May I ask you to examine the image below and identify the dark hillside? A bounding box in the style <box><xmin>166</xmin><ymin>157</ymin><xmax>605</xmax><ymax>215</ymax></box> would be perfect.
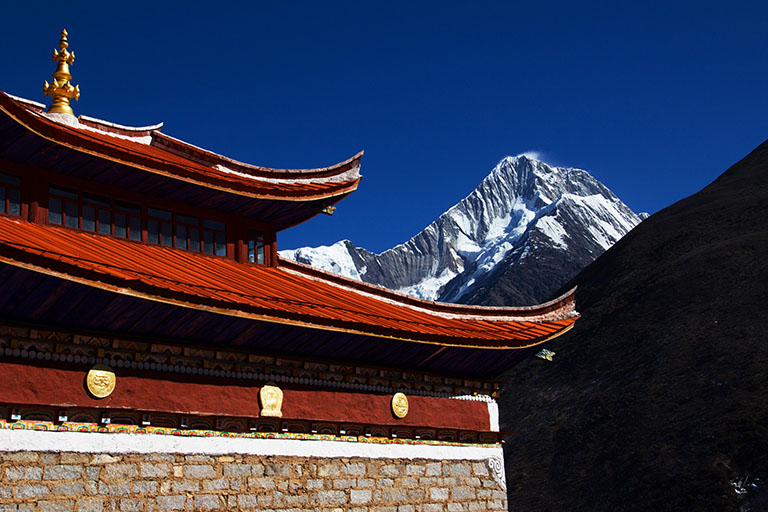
<box><xmin>499</xmin><ymin>140</ymin><xmax>768</xmax><ymax>511</ymax></box>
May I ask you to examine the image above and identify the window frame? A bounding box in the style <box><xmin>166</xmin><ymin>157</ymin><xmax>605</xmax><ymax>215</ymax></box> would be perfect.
<box><xmin>0</xmin><ymin>172</ymin><xmax>23</xmax><ymax>218</ymax></box>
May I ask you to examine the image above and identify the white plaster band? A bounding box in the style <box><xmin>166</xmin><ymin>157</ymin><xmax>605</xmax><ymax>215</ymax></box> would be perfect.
<box><xmin>0</xmin><ymin>429</ymin><xmax>503</xmax><ymax>462</ymax></box>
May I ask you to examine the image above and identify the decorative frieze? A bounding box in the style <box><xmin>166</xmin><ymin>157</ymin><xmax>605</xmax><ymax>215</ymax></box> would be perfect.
<box><xmin>0</xmin><ymin>324</ymin><xmax>501</xmax><ymax>400</ymax></box>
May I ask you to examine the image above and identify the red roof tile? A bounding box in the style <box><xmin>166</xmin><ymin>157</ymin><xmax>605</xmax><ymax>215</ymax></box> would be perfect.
<box><xmin>0</xmin><ymin>217</ymin><xmax>578</xmax><ymax>349</ymax></box>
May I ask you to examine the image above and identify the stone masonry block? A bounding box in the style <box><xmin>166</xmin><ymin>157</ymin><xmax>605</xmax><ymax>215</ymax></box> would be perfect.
<box><xmin>342</xmin><ymin>462</ymin><xmax>366</xmax><ymax>476</ymax></box>
<box><xmin>306</xmin><ymin>478</ymin><xmax>324</xmax><ymax>489</ymax></box>
<box><xmin>487</xmin><ymin>498</ymin><xmax>506</xmax><ymax>510</ymax></box>
<box><xmin>222</xmin><ymin>463</ymin><xmax>251</xmax><ymax>476</ymax></box>
<box><xmin>466</xmin><ymin>477</ymin><xmax>482</xmax><ymax>487</ymax></box>
<box><xmin>351</xmin><ymin>489</ymin><xmax>372</xmax><ymax>504</ymax></box>
<box><xmin>140</xmin><ymin>462</ymin><xmax>171</xmax><ymax>478</ymax></box>
<box><xmin>264</xmin><ymin>463</ymin><xmax>289</xmax><ymax>477</ymax></box>
<box><xmin>75</xmin><ymin>498</ymin><xmax>105</xmax><ymax>512</ymax></box>
<box><xmin>118</xmin><ymin>498</ymin><xmax>144</xmax><ymax>511</ymax></box>
<box><xmin>315</xmin><ymin>490</ymin><xmax>347</xmax><ymax>506</ymax></box>
<box><xmin>4</xmin><ymin>452</ymin><xmax>38</xmax><ymax>463</ymax></box>
<box><xmin>445</xmin><ymin>463</ymin><xmax>471</xmax><ymax>477</ymax></box>
<box><xmin>171</xmin><ymin>480</ymin><xmax>199</xmax><ymax>493</ymax></box>
<box><xmin>452</xmin><ymin>486</ymin><xmax>472</xmax><ymax>501</ymax></box>
<box><xmin>98</xmin><ymin>481</ymin><xmax>131</xmax><ymax>496</ymax></box>
<box><xmin>40</xmin><ymin>454</ymin><xmax>57</xmax><ymax>464</ymax></box>
<box><xmin>236</xmin><ymin>494</ymin><xmax>259</xmax><ymax>509</ymax></box>
<box><xmin>283</xmin><ymin>494</ymin><xmax>309</xmax><ymax>507</ymax></box>
<box><xmin>146</xmin><ymin>453</ymin><xmax>174</xmax><ymax>462</ymax></box>
<box><xmin>471</xmin><ymin>462</ymin><xmax>489</xmax><ymax>476</ymax></box>
<box><xmin>102</xmin><ymin>463</ymin><xmax>138</xmax><ymax>480</ymax></box>
<box><xmin>426</xmin><ymin>462</ymin><xmax>442</xmax><ymax>476</ymax></box>
<box><xmin>185</xmin><ymin>455</ymin><xmax>214</xmax><ymax>463</ymax></box>
<box><xmin>184</xmin><ymin>464</ymin><xmax>216</xmax><ymax>478</ymax></box>
<box><xmin>60</xmin><ymin>453</ymin><xmax>88</xmax><ymax>464</ymax></box>
<box><xmin>381</xmin><ymin>488</ymin><xmax>408</xmax><ymax>502</ymax></box>
<box><xmin>381</xmin><ymin>464</ymin><xmax>400</xmax><ymax>477</ymax></box>
<box><xmin>203</xmin><ymin>478</ymin><xmax>230</xmax><ymax>491</ymax></box>
<box><xmin>248</xmin><ymin>476</ymin><xmax>276</xmax><ymax>489</ymax></box>
<box><xmin>15</xmin><ymin>484</ymin><xmax>50</xmax><ymax>499</ymax></box>
<box><xmin>6</xmin><ymin>467</ymin><xmax>42</xmax><ymax>481</ymax></box>
<box><xmin>130</xmin><ymin>480</ymin><xmax>159</xmax><ymax>494</ymax></box>
<box><xmin>357</xmin><ymin>478</ymin><xmax>374</xmax><ymax>488</ymax></box>
<box><xmin>333</xmin><ymin>478</ymin><xmax>356</xmax><ymax>489</ymax></box>
<box><xmin>430</xmin><ymin>487</ymin><xmax>450</xmax><ymax>501</ymax></box>
<box><xmin>50</xmin><ymin>481</ymin><xmax>85</xmax><ymax>496</ymax></box>
<box><xmin>31</xmin><ymin>501</ymin><xmax>73</xmax><ymax>512</ymax></box>
<box><xmin>194</xmin><ymin>494</ymin><xmax>222</xmax><ymax>510</ymax></box>
<box><xmin>43</xmin><ymin>464</ymin><xmax>83</xmax><ymax>480</ymax></box>
<box><xmin>317</xmin><ymin>462</ymin><xmax>341</xmax><ymax>477</ymax></box>
<box><xmin>406</xmin><ymin>463</ymin><xmax>426</xmax><ymax>476</ymax></box>
<box><xmin>408</xmin><ymin>488</ymin><xmax>426</xmax><ymax>501</ymax></box>
<box><xmin>476</xmin><ymin>489</ymin><xmax>493</xmax><ymax>498</ymax></box>
<box><xmin>155</xmin><ymin>495</ymin><xmax>186</xmax><ymax>510</ymax></box>
<box><xmin>90</xmin><ymin>454</ymin><xmax>120</xmax><ymax>465</ymax></box>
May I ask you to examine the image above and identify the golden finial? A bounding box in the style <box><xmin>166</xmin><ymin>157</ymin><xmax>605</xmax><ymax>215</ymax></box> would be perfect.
<box><xmin>43</xmin><ymin>29</ymin><xmax>80</xmax><ymax>115</ymax></box>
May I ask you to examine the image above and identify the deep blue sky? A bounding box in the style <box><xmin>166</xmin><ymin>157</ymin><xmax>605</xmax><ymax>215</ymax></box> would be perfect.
<box><xmin>3</xmin><ymin>2</ymin><xmax>766</xmax><ymax>252</ymax></box>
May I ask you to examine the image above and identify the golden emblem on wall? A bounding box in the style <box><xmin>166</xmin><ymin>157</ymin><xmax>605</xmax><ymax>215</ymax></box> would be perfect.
<box><xmin>259</xmin><ymin>383</ymin><xmax>283</xmax><ymax>417</ymax></box>
<box><xmin>86</xmin><ymin>364</ymin><xmax>116</xmax><ymax>398</ymax></box>
<box><xmin>391</xmin><ymin>392</ymin><xmax>409</xmax><ymax>419</ymax></box>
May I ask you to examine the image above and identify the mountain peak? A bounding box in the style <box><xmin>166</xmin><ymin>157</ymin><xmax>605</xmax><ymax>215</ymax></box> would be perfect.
<box><xmin>508</xmin><ymin>152</ymin><xmax>544</xmax><ymax>163</ymax></box>
<box><xmin>281</xmin><ymin>156</ymin><xmax>644</xmax><ymax>306</ymax></box>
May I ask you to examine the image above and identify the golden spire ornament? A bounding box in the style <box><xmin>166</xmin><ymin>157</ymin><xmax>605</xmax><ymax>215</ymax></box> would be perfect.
<box><xmin>43</xmin><ymin>29</ymin><xmax>80</xmax><ymax>115</ymax></box>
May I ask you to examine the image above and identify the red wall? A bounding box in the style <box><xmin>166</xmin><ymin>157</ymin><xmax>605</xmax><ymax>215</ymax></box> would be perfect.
<box><xmin>0</xmin><ymin>360</ymin><xmax>490</xmax><ymax>431</ymax></box>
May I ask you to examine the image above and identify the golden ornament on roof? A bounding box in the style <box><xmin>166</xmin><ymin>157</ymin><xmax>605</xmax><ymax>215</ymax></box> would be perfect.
<box><xmin>43</xmin><ymin>29</ymin><xmax>80</xmax><ymax>116</ymax></box>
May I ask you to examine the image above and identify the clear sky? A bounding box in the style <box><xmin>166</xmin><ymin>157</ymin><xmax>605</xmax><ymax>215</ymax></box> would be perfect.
<box><xmin>3</xmin><ymin>1</ymin><xmax>766</xmax><ymax>253</ymax></box>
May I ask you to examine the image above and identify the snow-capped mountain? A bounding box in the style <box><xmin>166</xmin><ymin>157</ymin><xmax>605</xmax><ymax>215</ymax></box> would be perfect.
<box><xmin>281</xmin><ymin>154</ymin><xmax>646</xmax><ymax>306</ymax></box>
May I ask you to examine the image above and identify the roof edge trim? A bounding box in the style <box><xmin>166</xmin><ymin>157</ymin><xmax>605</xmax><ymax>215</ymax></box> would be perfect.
<box><xmin>278</xmin><ymin>257</ymin><xmax>578</xmax><ymax>321</ymax></box>
<box><xmin>152</xmin><ymin>131</ymin><xmax>364</xmax><ymax>180</ymax></box>
<box><xmin>78</xmin><ymin>114</ymin><xmax>163</xmax><ymax>134</ymax></box>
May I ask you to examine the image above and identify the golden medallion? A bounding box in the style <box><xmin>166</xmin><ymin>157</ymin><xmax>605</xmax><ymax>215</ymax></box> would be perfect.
<box><xmin>86</xmin><ymin>364</ymin><xmax>116</xmax><ymax>398</ymax></box>
<box><xmin>391</xmin><ymin>392</ymin><xmax>409</xmax><ymax>419</ymax></box>
<box><xmin>259</xmin><ymin>383</ymin><xmax>283</xmax><ymax>417</ymax></box>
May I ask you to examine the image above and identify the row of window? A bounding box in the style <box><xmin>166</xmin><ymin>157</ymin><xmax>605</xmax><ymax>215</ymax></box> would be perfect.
<box><xmin>0</xmin><ymin>173</ymin><xmax>267</xmax><ymax>264</ymax></box>
<box><xmin>48</xmin><ymin>186</ymin><xmax>231</xmax><ymax>257</ymax></box>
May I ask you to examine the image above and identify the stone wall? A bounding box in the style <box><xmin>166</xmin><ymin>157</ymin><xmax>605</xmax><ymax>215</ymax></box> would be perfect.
<box><xmin>0</xmin><ymin>451</ymin><xmax>507</xmax><ymax>511</ymax></box>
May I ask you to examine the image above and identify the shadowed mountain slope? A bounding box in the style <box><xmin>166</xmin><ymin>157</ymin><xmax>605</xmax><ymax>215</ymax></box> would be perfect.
<box><xmin>499</xmin><ymin>140</ymin><xmax>768</xmax><ymax>511</ymax></box>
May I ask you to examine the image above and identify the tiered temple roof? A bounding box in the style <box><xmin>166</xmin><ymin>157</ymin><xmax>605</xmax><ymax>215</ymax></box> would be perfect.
<box><xmin>0</xmin><ymin>85</ymin><xmax>577</xmax><ymax>378</ymax></box>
